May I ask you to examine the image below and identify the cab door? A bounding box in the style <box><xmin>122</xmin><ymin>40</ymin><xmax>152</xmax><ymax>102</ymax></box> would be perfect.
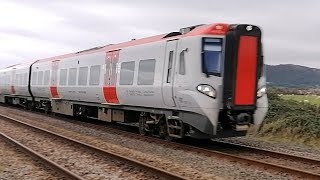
<box><xmin>162</xmin><ymin>40</ymin><xmax>178</xmax><ymax>107</ymax></box>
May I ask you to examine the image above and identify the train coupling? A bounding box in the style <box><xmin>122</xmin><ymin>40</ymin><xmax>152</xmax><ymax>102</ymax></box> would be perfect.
<box><xmin>228</xmin><ymin>112</ymin><xmax>252</xmax><ymax>131</ymax></box>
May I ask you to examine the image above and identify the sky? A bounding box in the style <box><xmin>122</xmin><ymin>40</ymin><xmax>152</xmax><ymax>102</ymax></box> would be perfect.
<box><xmin>0</xmin><ymin>0</ymin><xmax>319</xmax><ymax>69</ymax></box>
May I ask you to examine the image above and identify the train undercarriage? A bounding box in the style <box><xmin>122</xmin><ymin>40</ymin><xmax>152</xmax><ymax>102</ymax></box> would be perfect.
<box><xmin>2</xmin><ymin>96</ymin><xmax>190</xmax><ymax>140</ymax></box>
<box><xmin>2</xmin><ymin>95</ymin><xmax>253</xmax><ymax>140</ymax></box>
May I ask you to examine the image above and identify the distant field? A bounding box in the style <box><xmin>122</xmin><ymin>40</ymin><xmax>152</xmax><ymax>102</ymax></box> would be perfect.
<box><xmin>280</xmin><ymin>94</ymin><xmax>320</xmax><ymax>105</ymax></box>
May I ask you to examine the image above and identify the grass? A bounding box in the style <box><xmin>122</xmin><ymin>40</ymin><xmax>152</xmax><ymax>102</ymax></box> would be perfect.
<box><xmin>281</xmin><ymin>94</ymin><xmax>320</xmax><ymax>105</ymax></box>
<box><xmin>255</xmin><ymin>93</ymin><xmax>320</xmax><ymax>148</ymax></box>
<box><xmin>255</xmin><ymin>119</ymin><xmax>320</xmax><ymax>148</ymax></box>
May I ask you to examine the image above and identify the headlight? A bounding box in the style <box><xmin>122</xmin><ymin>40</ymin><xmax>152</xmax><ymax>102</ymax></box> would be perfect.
<box><xmin>196</xmin><ymin>84</ymin><xmax>216</xmax><ymax>98</ymax></box>
<box><xmin>257</xmin><ymin>86</ymin><xmax>266</xmax><ymax>98</ymax></box>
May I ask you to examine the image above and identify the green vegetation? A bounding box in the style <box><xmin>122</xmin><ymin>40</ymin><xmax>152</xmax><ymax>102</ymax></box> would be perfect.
<box><xmin>256</xmin><ymin>93</ymin><xmax>320</xmax><ymax>148</ymax></box>
<box><xmin>281</xmin><ymin>94</ymin><xmax>320</xmax><ymax>105</ymax></box>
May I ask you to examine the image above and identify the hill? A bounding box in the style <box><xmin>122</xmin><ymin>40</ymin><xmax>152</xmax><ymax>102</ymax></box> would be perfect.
<box><xmin>266</xmin><ymin>64</ymin><xmax>320</xmax><ymax>87</ymax></box>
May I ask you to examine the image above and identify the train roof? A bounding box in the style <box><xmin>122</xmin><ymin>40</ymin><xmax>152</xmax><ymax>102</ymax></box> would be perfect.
<box><xmin>0</xmin><ymin>61</ymin><xmax>34</xmax><ymax>71</ymax></box>
<box><xmin>7</xmin><ymin>23</ymin><xmax>231</xmax><ymax>66</ymax></box>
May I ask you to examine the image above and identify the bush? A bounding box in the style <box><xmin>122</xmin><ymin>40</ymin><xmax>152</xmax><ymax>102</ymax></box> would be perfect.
<box><xmin>257</xmin><ymin>93</ymin><xmax>320</xmax><ymax>144</ymax></box>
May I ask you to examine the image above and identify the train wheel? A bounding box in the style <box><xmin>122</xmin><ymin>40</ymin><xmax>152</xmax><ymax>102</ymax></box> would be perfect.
<box><xmin>158</xmin><ymin>118</ymin><xmax>174</xmax><ymax>141</ymax></box>
<box><xmin>139</xmin><ymin>115</ymin><xmax>149</xmax><ymax>136</ymax></box>
<box><xmin>44</xmin><ymin>102</ymin><xmax>51</xmax><ymax>114</ymax></box>
<box><xmin>26</xmin><ymin>101</ymin><xmax>34</xmax><ymax>111</ymax></box>
<box><xmin>165</xmin><ymin>135</ymin><xmax>174</xmax><ymax>141</ymax></box>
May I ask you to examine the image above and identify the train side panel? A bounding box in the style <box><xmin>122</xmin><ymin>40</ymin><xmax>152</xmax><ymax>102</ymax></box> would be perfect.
<box><xmin>0</xmin><ymin>68</ymin><xmax>14</xmax><ymax>96</ymax></box>
<box><xmin>31</xmin><ymin>61</ymin><xmax>52</xmax><ymax>99</ymax></box>
<box><xmin>116</xmin><ymin>41</ymin><xmax>167</xmax><ymax>108</ymax></box>
<box><xmin>13</xmin><ymin>63</ymin><xmax>33</xmax><ymax>98</ymax></box>
<box><xmin>31</xmin><ymin>52</ymin><xmax>105</xmax><ymax>103</ymax></box>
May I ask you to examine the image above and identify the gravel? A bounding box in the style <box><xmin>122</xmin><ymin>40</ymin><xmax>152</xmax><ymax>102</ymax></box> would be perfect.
<box><xmin>217</xmin><ymin>136</ymin><xmax>320</xmax><ymax>161</ymax></box>
<box><xmin>0</xmin><ymin>106</ymin><xmax>309</xmax><ymax>179</ymax></box>
<box><xmin>0</xmin><ymin>139</ymin><xmax>60</xmax><ymax>180</ymax></box>
<box><xmin>0</xmin><ymin>119</ymin><xmax>167</xmax><ymax>180</ymax></box>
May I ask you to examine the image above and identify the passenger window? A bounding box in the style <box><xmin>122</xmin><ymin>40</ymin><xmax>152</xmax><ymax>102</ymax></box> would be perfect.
<box><xmin>68</xmin><ymin>68</ymin><xmax>77</xmax><ymax>86</ymax></box>
<box><xmin>37</xmin><ymin>71</ymin><xmax>44</xmax><ymax>85</ymax></box>
<box><xmin>167</xmin><ymin>51</ymin><xmax>173</xmax><ymax>83</ymax></box>
<box><xmin>59</xmin><ymin>69</ymin><xmax>67</xmax><ymax>86</ymax></box>
<box><xmin>15</xmin><ymin>74</ymin><xmax>19</xmax><ymax>85</ymax></box>
<box><xmin>43</xmin><ymin>70</ymin><xmax>50</xmax><ymax>86</ymax></box>
<box><xmin>21</xmin><ymin>73</ymin><xmax>26</xmax><ymax>85</ymax></box>
<box><xmin>24</xmin><ymin>73</ymin><xmax>28</xmax><ymax>85</ymax></box>
<box><xmin>120</xmin><ymin>61</ymin><xmax>135</xmax><ymax>85</ymax></box>
<box><xmin>138</xmin><ymin>59</ymin><xmax>156</xmax><ymax>85</ymax></box>
<box><xmin>19</xmin><ymin>74</ymin><xmax>23</xmax><ymax>85</ymax></box>
<box><xmin>179</xmin><ymin>50</ymin><xmax>186</xmax><ymax>75</ymax></box>
<box><xmin>32</xmin><ymin>72</ymin><xmax>38</xmax><ymax>85</ymax></box>
<box><xmin>89</xmin><ymin>65</ymin><xmax>101</xmax><ymax>86</ymax></box>
<box><xmin>78</xmin><ymin>67</ymin><xmax>88</xmax><ymax>85</ymax></box>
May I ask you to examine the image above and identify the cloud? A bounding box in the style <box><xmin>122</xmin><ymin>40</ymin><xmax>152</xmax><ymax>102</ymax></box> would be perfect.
<box><xmin>0</xmin><ymin>0</ymin><xmax>319</xmax><ymax>68</ymax></box>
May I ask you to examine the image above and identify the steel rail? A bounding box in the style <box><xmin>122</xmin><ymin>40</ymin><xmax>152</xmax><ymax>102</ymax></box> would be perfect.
<box><xmin>0</xmin><ymin>113</ymin><xmax>187</xmax><ymax>180</ymax></box>
<box><xmin>44</xmin><ymin>115</ymin><xmax>320</xmax><ymax>179</ymax></box>
<box><xmin>0</xmin><ymin>132</ymin><xmax>84</xmax><ymax>180</ymax></box>
<box><xmin>1</xmin><ymin>107</ymin><xmax>320</xmax><ymax>179</ymax></box>
<box><xmin>211</xmin><ymin>139</ymin><xmax>320</xmax><ymax>165</ymax></box>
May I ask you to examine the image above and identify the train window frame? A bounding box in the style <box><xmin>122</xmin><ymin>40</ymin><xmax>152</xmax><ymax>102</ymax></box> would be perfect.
<box><xmin>59</xmin><ymin>69</ymin><xmax>68</xmax><ymax>86</ymax></box>
<box><xmin>37</xmin><ymin>71</ymin><xmax>44</xmax><ymax>86</ymax></box>
<box><xmin>32</xmin><ymin>72</ymin><xmax>38</xmax><ymax>85</ymax></box>
<box><xmin>78</xmin><ymin>67</ymin><xmax>88</xmax><ymax>86</ymax></box>
<box><xmin>201</xmin><ymin>38</ymin><xmax>223</xmax><ymax>77</ymax></box>
<box><xmin>68</xmin><ymin>68</ymin><xmax>77</xmax><ymax>86</ymax></box>
<box><xmin>22</xmin><ymin>73</ymin><xmax>25</xmax><ymax>85</ymax></box>
<box><xmin>119</xmin><ymin>61</ymin><xmax>135</xmax><ymax>85</ymax></box>
<box><xmin>20</xmin><ymin>74</ymin><xmax>23</xmax><ymax>85</ymax></box>
<box><xmin>179</xmin><ymin>50</ymin><xmax>186</xmax><ymax>75</ymax></box>
<box><xmin>89</xmin><ymin>65</ymin><xmax>101</xmax><ymax>86</ymax></box>
<box><xmin>43</xmin><ymin>70</ymin><xmax>50</xmax><ymax>86</ymax></box>
<box><xmin>167</xmin><ymin>51</ymin><xmax>174</xmax><ymax>83</ymax></box>
<box><xmin>138</xmin><ymin>59</ymin><xmax>156</xmax><ymax>85</ymax></box>
<box><xmin>15</xmin><ymin>74</ymin><xmax>19</xmax><ymax>85</ymax></box>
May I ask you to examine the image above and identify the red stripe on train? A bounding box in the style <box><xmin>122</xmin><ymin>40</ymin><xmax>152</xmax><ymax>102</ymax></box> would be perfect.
<box><xmin>103</xmin><ymin>86</ymin><xmax>119</xmax><ymax>104</ymax></box>
<box><xmin>50</xmin><ymin>86</ymin><xmax>59</xmax><ymax>98</ymax></box>
<box><xmin>234</xmin><ymin>36</ymin><xmax>257</xmax><ymax>105</ymax></box>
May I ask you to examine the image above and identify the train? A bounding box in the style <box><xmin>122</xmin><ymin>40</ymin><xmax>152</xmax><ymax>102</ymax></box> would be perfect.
<box><xmin>0</xmin><ymin>23</ymin><xmax>268</xmax><ymax>139</ymax></box>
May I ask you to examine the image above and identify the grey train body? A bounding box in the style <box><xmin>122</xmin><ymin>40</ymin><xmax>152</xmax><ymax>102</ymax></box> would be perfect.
<box><xmin>0</xmin><ymin>23</ymin><xmax>268</xmax><ymax>139</ymax></box>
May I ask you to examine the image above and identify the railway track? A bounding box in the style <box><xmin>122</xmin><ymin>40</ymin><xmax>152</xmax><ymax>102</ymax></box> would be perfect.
<box><xmin>93</xmin><ymin>125</ymin><xmax>320</xmax><ymax>179</ymax></box>
<box><xmin>38</xmin><ymin>111</ymin><xmax>320</xmax><ymax>179</ymax></box>
<box><xmin>1</xmin><ymin>106</ymin><xmax>320</xmax><ymax>179</ymax></box>
<box><xmin>210</xmin><ymin>139</ymin><xmax>320</xmax><ymax>166</ymax></box>
<box><xmin>0</xmin><ymin>114</ymin><xmax>187</xmax><ymax>180</ymax></box>
<box><xmin>40</xmin><ymin>113</ymin><xmax>320</xmax><ymax>179</ymax></box>
<box><xmin>0</xmin><ymin>132</ymin><xmax>84</xmax><ymax>180</ymax></box>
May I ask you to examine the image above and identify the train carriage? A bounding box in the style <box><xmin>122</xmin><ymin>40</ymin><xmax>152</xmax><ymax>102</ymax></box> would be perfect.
<box><xmin>0</xmin><ymin>23</ymin><xmax>268</xmax><ymax>139</ymax></box>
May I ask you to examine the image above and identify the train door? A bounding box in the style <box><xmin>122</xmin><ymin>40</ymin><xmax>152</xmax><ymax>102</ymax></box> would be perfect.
<box><xmin>162</xmin><ymin>40</ymin><xmax>178</xmax><ymax>107</ymax></box>
<box><xmin>103</xmin><ymin>50</ymin><xmax>120</xmax><ymax>104</ymax></box>
<box><xmin>50</xmin><ymin>60</ymin><xmax>60</xmax><ymax>98</ymax></box>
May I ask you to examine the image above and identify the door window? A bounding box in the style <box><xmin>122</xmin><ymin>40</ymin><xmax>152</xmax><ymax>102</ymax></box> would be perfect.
<box><xmin>167</xmin><ymin>51</ymin><xmax>174</xmax><ymax>83</ymax></box>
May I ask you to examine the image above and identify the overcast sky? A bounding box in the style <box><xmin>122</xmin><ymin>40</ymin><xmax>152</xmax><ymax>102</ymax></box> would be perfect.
<box><xmin>0</xmin><ymin>0</ymin><xmax>319</xmax><ymax>69</ymax></box>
